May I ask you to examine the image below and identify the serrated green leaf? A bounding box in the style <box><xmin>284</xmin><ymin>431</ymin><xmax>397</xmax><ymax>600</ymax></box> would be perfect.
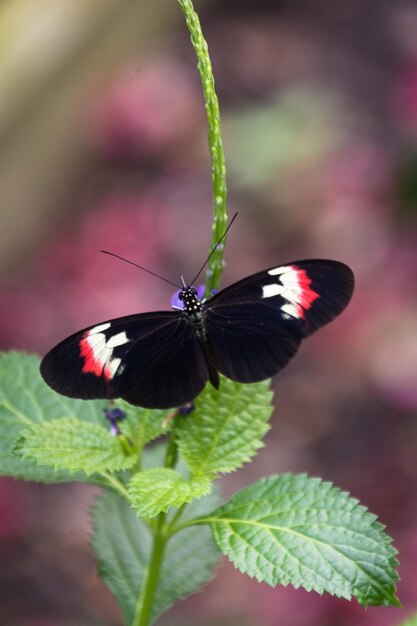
<box><xmin>116</xmin><ymin>400</ymin><xmax>171</xmax><ymax>447</ymax></box>
<box><xmin>203</xmin><ymin>473</ymin><xmax>399</xmax><ymax>608</ymax></box>
<box><xmin>176</xmin><ymin>377</ymin><xmax>272</xmax><ymax>476</ymax></box>
<box><xmin>15</xmin><ymin>418</ymin><xmax>137</xmax><ymax>476</ymax></box>
<box><xmin>91</xmin><ymin>489</ymin><xmax>220</xmax><ymax>624</ymax></box>
<box><xmin>128</xmin><ymin>468</ymin><xmax>211</xmax><ymax>518</ymax></box>
<box><xmin>0</xmin><ymin>352</ymin><xmax>110</xmax><ymax>483</ymax></box>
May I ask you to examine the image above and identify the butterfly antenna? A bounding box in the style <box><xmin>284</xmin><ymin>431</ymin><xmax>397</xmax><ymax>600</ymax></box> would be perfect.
<box><xmin>190</xmin><ymin>212</ymin><xmax>238</xmax><ymax>285</ymax></box>
<box><xmin>100</xmin><ymin>250</ymin><xmax>181</xmax><ymax>289</ymax></box>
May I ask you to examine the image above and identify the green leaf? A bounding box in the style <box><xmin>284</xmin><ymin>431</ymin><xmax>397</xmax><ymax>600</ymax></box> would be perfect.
<box><xmin>176</xmin><ymin>377</ymin><xmax>272</xmax><ymax>476</ymax></box>
<box><xmin>117</xmin><ymin>400</ymin><xmax>172</xmax><ymax>447</ymax></box>
<box><xmin>127</xmin><ymin>468</ymin><xmax>211</xmax><ymax>518</ymax></box>
<box><xmin>0</xmin><ymin>352</ymin><xmax>109</xmax><ymax>483</ymax></box>
<box><xmin>204</xmin><ymin>473</ymin><xmax>399</xmax><ymax>608</ymax></box>
<box><xmin>15</xmin><ymin>418</ymin><xmax>137</xmax><ymax>476</ymax></box>
<box><xmin>91</xmin><ymin>489</ymin><xmax>220</xmax><ymax>625</ymax></box>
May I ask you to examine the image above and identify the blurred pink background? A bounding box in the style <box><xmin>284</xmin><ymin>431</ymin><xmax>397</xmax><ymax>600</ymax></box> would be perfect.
<box><xmin>1</xmin><ymin>0</ymin><xmax>417</xmax><ymax>624</ymax></box>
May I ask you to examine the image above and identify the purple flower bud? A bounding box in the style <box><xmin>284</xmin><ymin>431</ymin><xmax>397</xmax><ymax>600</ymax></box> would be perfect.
<box><xmin>104</xmin><ymin>407</ymin><xmax>126</xmax><ymax>436</ymax></box>
<box><xmin>110</xmin><ymin>423</ymin><xmax>120</xmax><ymax>436</ymax></box>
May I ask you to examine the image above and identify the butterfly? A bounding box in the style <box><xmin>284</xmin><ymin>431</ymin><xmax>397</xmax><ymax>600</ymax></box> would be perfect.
<box><xmin>40</xmin><ymin>259</ymin><xmax>354</xmax><ymax>409</ymax></box>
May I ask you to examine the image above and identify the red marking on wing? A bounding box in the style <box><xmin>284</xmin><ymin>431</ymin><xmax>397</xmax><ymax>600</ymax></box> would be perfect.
<box><xmin>290</xmin><ymin>267</ymin><xmax>319</xmax><ymax>315</ymax></box>
<box><xmin>80</xmin><ymin>332</ymin><xmax>112</xmax><ymax>381</ymax></box>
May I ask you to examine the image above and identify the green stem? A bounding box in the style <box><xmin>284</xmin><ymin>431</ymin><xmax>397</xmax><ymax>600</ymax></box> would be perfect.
<box><xmin>132</xmin><ymin>512</ymin><xmax>168</xmax><ymax>626</ymax></box>
<box><xmin>102</xmin><ymin>472</ymin><xmax>130</xmax><ymax>499</ymax></box>
<box><xmin>177</xmin><ymin>0</ymin><xmax>228</xmax><ymax>295</ymax></box>
<box><xmin>164</xmin><ymin>425</ymin><xmax>179</xmax><ymax>469</ymax></box>
<box><xmin>165</xmin><ymin>501</ymin><xmax>188</xmax><ymax>535</ymax></box>
<box><xmin>169</xmin><ymin>515</ymin><xmax>206</xmax><ymax>536</ymax></box>
<box><xmin>132</xmin><ymin>428</ymin><xmax>179</xmax><ymax>626</ymax></box>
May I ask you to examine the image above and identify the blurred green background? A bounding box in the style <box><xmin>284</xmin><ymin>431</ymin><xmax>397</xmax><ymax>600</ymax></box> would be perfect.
<box><xmin>1</xmin><ymin>0</ymin><xmax>417</xmax><ymax>624</ymax></box>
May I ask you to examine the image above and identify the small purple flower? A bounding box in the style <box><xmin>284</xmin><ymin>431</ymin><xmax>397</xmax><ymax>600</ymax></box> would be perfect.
<box><xmin>104</xmin><ymin>407</ymin><xmax>126</xmax><ymax>436</ymax></box>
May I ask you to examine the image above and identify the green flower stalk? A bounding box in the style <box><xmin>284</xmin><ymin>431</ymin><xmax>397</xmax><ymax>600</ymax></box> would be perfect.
<box><xmin>177</xmin><ymin>0</ymin><xmax>228</xmax><ymax>296</ymax></box>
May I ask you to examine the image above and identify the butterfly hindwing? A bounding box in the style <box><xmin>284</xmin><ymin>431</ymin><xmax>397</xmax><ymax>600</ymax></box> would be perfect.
<box><xmin>114</xmin><ymin>316</ymin><xmax>209</xmax><ymax>409</ymax></box>
<box><xmin>40</xmin><ymin>311</ymin><xmax>209</xmax><ymax>408</ymax></box>
<box><xmin>205</xmin><ymin>301</ymin><xmax>302</xmax><ymax>383</ymax></box>
<box><xmin>204</xmin><ymin>260</ymin><xmax>354</xmax><ymax>383</ymax></box>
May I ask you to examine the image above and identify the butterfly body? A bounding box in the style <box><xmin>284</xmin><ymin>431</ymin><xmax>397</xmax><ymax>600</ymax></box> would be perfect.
<box><xmin>40</xmin><ymin>260</ymin><xmax>354</xmax><ymax>409</ymax></box>
<box><xmin>177</xmin><ymin>286</ymin><xmax>220</xmax><ymax>391</ymax></box>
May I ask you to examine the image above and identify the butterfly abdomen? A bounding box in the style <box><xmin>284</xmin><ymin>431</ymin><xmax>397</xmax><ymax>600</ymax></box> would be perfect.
<box><xmin>194</xmin><ymin>326</ymin><xmax>220</xmax><ymax>390</ymax></box>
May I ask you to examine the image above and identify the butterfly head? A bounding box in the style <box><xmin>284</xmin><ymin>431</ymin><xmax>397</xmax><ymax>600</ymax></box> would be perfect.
<box><xmin>178</xmin><ymin>286</ymin><xmax>203</xmax><ymax>321</ymax></box>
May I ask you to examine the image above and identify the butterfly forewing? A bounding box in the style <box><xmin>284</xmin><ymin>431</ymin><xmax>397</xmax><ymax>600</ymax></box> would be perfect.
<box><xmin>41</xmin><ymin>311</ymin><xmax>208</xmax><ymax>408</ymax></box>
<box><xmin>203</xmin><ymin>260</ymin><xmax>354</xmax><ymax>383</ymax></box>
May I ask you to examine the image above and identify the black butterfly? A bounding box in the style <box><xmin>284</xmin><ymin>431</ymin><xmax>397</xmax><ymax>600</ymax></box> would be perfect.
<box><xmin>40</xmin><ymin>259</ymin><xmax>354</xmax><ymax>409</ymax></box>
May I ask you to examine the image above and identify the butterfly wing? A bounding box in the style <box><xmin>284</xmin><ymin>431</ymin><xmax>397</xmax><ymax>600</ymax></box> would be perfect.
<box><xmin>204</xmin><ymin>260</ymin><xmax>354</xmax><ymax>383</ymax></box>
<box><xmin>115</xmin><ymin>317</ymin><xmax>210</xmax><ymax>409</ymax></box>
<box><xmin>40</xmin><ymin>311</ymin><xmax>209</xmax><ymax>409</ymax></box>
